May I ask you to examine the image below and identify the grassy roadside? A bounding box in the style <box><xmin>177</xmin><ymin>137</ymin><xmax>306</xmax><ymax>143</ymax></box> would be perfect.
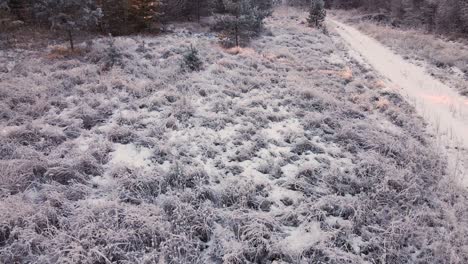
<box><xmin>1</xmin><ymin>7</ymin><xmax>468</xmax><ymax>263</ymax></box>
<box><xmin>330</xmin><ymin>9</ymin><xmax>468</xmax><ymax>97</ymax></box>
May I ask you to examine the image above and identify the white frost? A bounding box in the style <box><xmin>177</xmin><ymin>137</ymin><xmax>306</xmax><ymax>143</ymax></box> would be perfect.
<box><xmin>110</xmin><ymin>143</ymin><xmax>152</xmax><ymax>169</ymax></box>
<box><xmin>281</xmin><ymin>222</ymin><xmax>324</xmax><ymax>256</ymax></box>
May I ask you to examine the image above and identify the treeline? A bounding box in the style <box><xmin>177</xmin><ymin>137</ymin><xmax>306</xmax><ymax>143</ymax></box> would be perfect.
<box><xmin>289</xmin><ymin>0</ymin><xmax>468</xmax><ymax>35</ymax></box>
<box><xmin>0</xmin><ymin>0</ymin><xmax>275</xmax><ymax>48</ymax></box>
<box><xmin>1</xmin><ymin>0</ymin><xmax>229</xmax><ymax>35</ymax></box>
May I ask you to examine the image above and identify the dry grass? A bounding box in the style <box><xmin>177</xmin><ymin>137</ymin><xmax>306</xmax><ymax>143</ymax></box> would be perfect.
<box><xmin>0</xmin><ymin>7</ymin><xmax>467</xmax><ymax>263</ymax></box>
<box><xmin>45</xmin><ymin>46</ymin><xmax>86</xmax><ymax>60</ymax></box>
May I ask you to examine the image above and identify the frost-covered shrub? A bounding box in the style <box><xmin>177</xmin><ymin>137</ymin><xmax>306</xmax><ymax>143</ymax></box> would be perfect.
<box><xmin>1</xmin><ymin>7</ymin><xmax>468</xmax><ymax>264</ymax></box>
<box><xmin>43</xmin><ymin>166</ymin><xmax>81</xmax><ymax>185</ymax></box>
<box><xmin>172</xmin><ymin>98</ymin><xmax>195</xmax><ymax>122</ymax></box>
<box><xmin>164</xmin><ymin>164</ymin><xmax>208</xmax><ymax>190</ymax></box>
<box><xmin>107</xmin><ymin>126</ymin><xmax>137</xmax><ymax>144</ymax></box>
<box><xmin>5</xmin><ymin>125</ymin><xmax>66</xmax><ymax>153</ymax></box>
<box><xmin>118</xmin><ymin>169</ymin><xmax>166</xmax><ymax>204</ymax></box>
<box><xmin>101</xmin><ymin>36</ymin><xmax>123</xmax><ymax>70</ymax></box>
<box><xmin>291</xmin><ymin>139</ymin><xmax>325</xmax><ymax>155</ymax></box>
<box><xmin>182</xmin><ymin>45</ymin><xmax>203</xmax><ymax>72</ymax></box>
<box><xmin>0</xmin><ymin>160</ymin><xmax>44</xmax><ymax>194</ymax></box>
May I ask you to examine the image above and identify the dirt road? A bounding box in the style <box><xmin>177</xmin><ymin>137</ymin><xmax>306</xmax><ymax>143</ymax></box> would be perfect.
<box><xmin>330</xmin><ymin>18</ymin><xmax>468</xmax><ymax>186</ymax></box>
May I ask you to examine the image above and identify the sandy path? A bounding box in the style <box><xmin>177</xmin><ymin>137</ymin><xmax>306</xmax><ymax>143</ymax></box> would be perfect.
<box><xmin>329</xmin><ymin>18</ymin><xmax>468</xmax><ymax>186</ymax></box>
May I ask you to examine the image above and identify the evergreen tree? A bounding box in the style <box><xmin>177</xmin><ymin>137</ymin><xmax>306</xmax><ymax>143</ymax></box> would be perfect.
<box><xmin>421</xmin><ymin>0</ymin><xmax>438</xmax><ymax>32</ymax></box>
<box><xmin>4</xmin><ymin>0</ymin><xmax>34</xmax><ymax>22</ymax></box>
<box><xmin>212</xmin><ymin>0</ymin><xmax>269</xmax><ymax>47</ymax></box>
<box><xmin>131</xmin><ymin>0</ymin><xmax>162</xmax><ymax>29</ymax></box>
<box><xmin>182</xmin><ymin>44</ymin><xmax>203</xmax><ymax>71</ymax></box>
<box><xmin>98</xmin><ymin>0</ymin><xmax>161</xmax><ymax>35</ymax></box>
<box><xmin>253</xmin><ymin>0</ymin><xmax>274</xmax><ymax>15</ymax></box>
<box><xmin>160</xmin><ymin>0</ymin><xmax>189</xmax><ymax>22</ymax></box>
<box><xmin>211</xmin><ymin>0</ymin><xmax>226</xmax><ymax>13</ymax></box>
<box><xmin>187</xmin><ymin>0</ymin><xmax>214</xmax><ymax>22</ymax></box>
<box><xmin>307</xmin><ymin>0</ymin><xmax>326</xmax><ymax>28</ymax></box>
<box><xmin>434</xmin><ymin>0</ymin><xmax>459</xmax><ymax>32</ymax></box>
<box><xmin>160</xmin><ymin>0</ymin><xmax>218</xmax><ymax>22</ymax></box>
<box><xmin>34</xmin><ymin>0</ymin><xmax>102</xmax><ymax>50</ymax></box>
<box><xmin>0</xmin><ymin>0</ymin><xmax>8</xmax><ymax>10</ymax></box>
<box><xmin>459</xmin><ymin>0</ymin><xmax>468</xmax><ymax>33</ymax></box>
<box><xmin>0</xmin><ymin>0</ymin><xmax>9</xmax><ymax>20</ymax></box>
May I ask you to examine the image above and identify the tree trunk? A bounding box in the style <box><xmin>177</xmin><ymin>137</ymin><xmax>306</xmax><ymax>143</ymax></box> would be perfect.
<box><xmin>197</xmin><ymin>0</ymin><xmax>201</xmax><ymax>23</ymax></box>
<box><xmin>235</xmin><ymin>22</ymin><xmax>239</xmax><ymax>47</ymax></box>
<box><xmin>67</xmin><ymin>30</ymin><xmax>74</xmax><ymax>50</ymax></box>
<box><xmin>123</xmin><ymin>0</ymin><xmax>129</xmax><ymax>34</ymax></box>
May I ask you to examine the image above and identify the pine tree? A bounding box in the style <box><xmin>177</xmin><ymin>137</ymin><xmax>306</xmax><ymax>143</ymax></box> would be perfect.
<box><xmin>421</xmin><ymin>0</ymin><xmax>438</xmax><ymax>32</ymax></box>
<box><xmin>0</xmin><ymin>0</ymin><xmax>9</xmax><ymax>21</ymax></box>
<box><xmin>130</xmin><ymin>0</ymin><xmax>162</xmax><ymax>30</ymax></box>
<box><xmin>459</xmin><ymin>0</ymin><xmax>468</xmax><ymax>33</ymax></box>
<box><xmin>253</xmin><ymin>0</ymin><xmax>274</xmax><ymax>16</ymax></box>
<box><xmin>182</xmin><ymin>44</ymin><xmax>203</xmax><ymax>71</ymax></box>
<box><xmin>160</xmin><ymin>0</ymin><xmax>190</xmax><ymax>22</ymax></box>
<box><xmin>34</xmin><ymin>0</ymin><xmax>102</xmax><ymax>50</ymax></box>
<box><xmin>435</xmin><ymin>0</ymin><xmax>458</xmax><ymax>32</ymax></box>
<box><xmin>97</xmin><ymin>0</ymin><xmax>161</xmax><ymax>35</ymax></box>
<box><xmin>4</xmin><ymin>0</ymin><xmax>33</xmax><ymax>21</ymax></box>
<box><xmin>307</xmin><ymin>0</ymin><xmax>326</xmax><ymax>28</ymax></box>
<box><xmin>212</xmin><ymin>0</ymin><xmax>268</xmax><ymax>47</ymax></box>
<box><xmin>160</xmin><ymin>0</ymin><xmax>224</xmax><ymax>23</ymax></box>
<box><xmin>0</xmin><ymin>0</ymin><xmax>8</xmax><ymax>10</ymax></box>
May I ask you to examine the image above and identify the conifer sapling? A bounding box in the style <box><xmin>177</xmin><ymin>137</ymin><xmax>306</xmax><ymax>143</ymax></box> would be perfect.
<box><xmin>307</xmin><ymin>0</ymin><xmax>326</xmax><ymax>28</ymax></box>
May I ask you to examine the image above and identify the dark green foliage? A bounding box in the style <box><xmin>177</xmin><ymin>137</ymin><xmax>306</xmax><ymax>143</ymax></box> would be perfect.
<box><xmin>161</xmin><ymin>0</ymin><xmax>212</xmax><ymax>22</ymax></box>
<box><xmin>98</xmin><ymin>0</ymin><xmax>162</xmax><ymax>35</ymax></box>
<box><xmin>307</xmin><ymin>0</ymin><xmax>326</xmax><ymax>28</ymax></box>
<box><xmin>323</xmin><ymin>0</ymin><xmax>468</xmax><ymax>34</ymax></box>
<box><xmin>0</xmin><ymin>0</ymin><xmax>8</xmax><ymax>10</ymax></box>
<box><xmin>182</xmin><ymin>45</ymin><xmax>203</xmax><ymax>71</ymax></box>
<box><xmin>2</xmin><ymin>0</ymin><xmax>276</xmax><ymax>39</ymax></box>
<box><xmin>461</xmin><ymin>0</ymin><xmax>468</xmax><ymax>33</ymax></box>
<box><xmin>212</xmin><ymin>0</ymin><xmax>271</xmax><ymax>47</ymax></box>
<box><xmin>34</xmin><ymin>0</ymin><xmax>102</xmax><ymax>50</ymax></box>
<box><xmin>104</xmin><ymin>36</ymin><xmax>122</xmax><ymax>69</ymax></box>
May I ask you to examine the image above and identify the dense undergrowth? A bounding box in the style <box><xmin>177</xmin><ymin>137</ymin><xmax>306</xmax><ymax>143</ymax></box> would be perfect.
<box><xmin>1</xmin><ymin>7</ymin><xmax>468</xmax><ymax>263</ymax></box>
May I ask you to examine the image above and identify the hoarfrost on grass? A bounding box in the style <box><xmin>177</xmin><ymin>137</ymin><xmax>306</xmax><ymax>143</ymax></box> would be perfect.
<box><xmin>0</xmin><ymin>6</ymin><xmax>467</xmax><ymax>264</ymax></box>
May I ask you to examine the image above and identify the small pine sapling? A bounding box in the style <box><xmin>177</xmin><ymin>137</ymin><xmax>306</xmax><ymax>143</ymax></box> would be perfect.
<box><xmin>182</xmin><ymin>44</ymin><xmax>203</xmax><ymax>72</ymax></box>
<box><xmin>307</xmin><ymin>0</ymin><xmax>326</xmax><ymax>28</ymax></box>
<box><xmin>103</xmin><ymin>35</ymin><xmax>122</xmax><ymax>70</ymax></box>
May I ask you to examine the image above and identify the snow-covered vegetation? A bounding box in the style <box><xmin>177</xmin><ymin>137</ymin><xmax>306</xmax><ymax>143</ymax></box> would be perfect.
<box><xmin>1</xmin><ymin>6</ymin><xmax>468</xmax><ymax>264</ymax></box>
<box><xmin>330</xmin><ymin>8</ymin><xmax>468</xmax><ymax>97</ymax></box>
<box><xmin>291</xmin><ymin>0</ymin><xmax>468</xmax><ymax>36</ymax></box>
